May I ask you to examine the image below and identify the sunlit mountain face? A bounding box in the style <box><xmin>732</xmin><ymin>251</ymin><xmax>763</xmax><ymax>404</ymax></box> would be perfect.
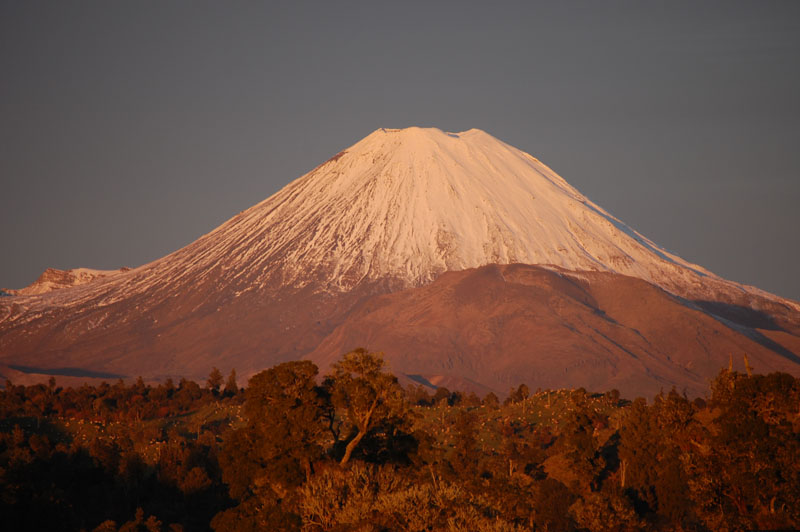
<box><xmin>2</xmin><ymin>127</ymin><xmax>799</xmax><ymax>397</ymax></box>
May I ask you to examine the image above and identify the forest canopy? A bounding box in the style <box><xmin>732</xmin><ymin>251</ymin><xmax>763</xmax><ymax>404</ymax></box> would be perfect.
<box><xmin>1</xmin><ymin>351</ymin><xmax>798</xmax><ymax>531</ymax></box>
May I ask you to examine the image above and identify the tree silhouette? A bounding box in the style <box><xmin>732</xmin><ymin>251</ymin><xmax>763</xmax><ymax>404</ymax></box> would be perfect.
<box><xmin>216</xmin><ymin>361</ymin><xmax>328</xmax><ymax>528</ymax></box>
<box><xmin>206</xmin><ymin>368</ymin><xmax>223</xmax><ymax>395</ymax></box>
<box><xmin>223</xmin><ymin>369</ymin><xmax>238</xmax><ymax>397</ymax></box>
<box><xmin>327</xmin><ymin>349</ymin><xmax>408</xmax><ymax>465</ymax></box>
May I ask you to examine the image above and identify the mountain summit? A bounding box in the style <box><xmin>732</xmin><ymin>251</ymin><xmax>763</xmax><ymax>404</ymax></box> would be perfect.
<box><xmin>2</xmin><ymin>127</ymin><xmax>799</xmax><ymax>396</ymax></box>
<box><xmin>136</xmin><ymin>126</ymin><xmax>779</xmax><ymax>303</ymax></box>
<box><xmin>161</xmin><ymin>126</ymin><xmax>717</xmax><ymax>293</ymax></box>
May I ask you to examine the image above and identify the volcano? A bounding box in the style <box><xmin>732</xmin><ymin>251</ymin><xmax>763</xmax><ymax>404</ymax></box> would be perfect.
<box><xmin>2</xmin><ymin>127</ymin><xmax>799</xmax><ymax>397</ymax></box>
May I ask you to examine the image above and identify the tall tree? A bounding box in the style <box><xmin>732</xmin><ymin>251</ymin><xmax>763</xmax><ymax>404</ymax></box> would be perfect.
<box><xmin>327</xmin><ymin>349</ymin><xmax>408</xmax><ymax>465</ymax></box>
<box><xmin>223</xmin><ymin>369</ymin><xmax>238</xmax><ymax>397</ymax></box>
<box><xmin>685</xmin><ymin>371</ymin><xmax>800</xmax><ymax>529</ymax></box>
<box><xmin>207</xmin><ymin>367</ymin><xmax>223</xmax><ymax>395</ymax></box>
<box><xmin>619</xmin><ymin>391</ymin><xmax>696</xmax><ymax>526</ymax></box>
<box><xmin>215</xmin><ymin>361</ymin><xmax>329</xmax><ymax>530</ymax></box>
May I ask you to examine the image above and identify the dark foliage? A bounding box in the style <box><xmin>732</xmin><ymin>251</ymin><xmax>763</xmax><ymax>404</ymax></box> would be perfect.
<box><xmin>1</xmin><ymin>358</ymin><xmax>798</xmax><ymax>531</ymax></box>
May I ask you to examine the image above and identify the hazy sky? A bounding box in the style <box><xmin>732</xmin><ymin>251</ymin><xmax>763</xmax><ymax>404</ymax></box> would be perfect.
<box><xmin>2</xmin><ymin>1</ymin><xmax>799</xmax><ymax>300</ymax></box>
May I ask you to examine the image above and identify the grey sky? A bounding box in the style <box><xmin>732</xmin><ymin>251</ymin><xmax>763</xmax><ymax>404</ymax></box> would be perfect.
<box><xmin>2</xmin><ymin>1</ymin><xmax>799</xmax><ymax>300</ymax></box>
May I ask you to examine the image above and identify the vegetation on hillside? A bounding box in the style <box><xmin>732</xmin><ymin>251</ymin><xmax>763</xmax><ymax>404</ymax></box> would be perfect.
<box><xmin>1</xmin><ymin>351</ymin><xmax>798</xmax><ymax>531</ymax></box>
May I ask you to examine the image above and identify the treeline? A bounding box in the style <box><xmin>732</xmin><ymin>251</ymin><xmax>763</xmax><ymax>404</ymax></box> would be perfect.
<box><xmin>0</xmin><ymin>368</ymin><xmax>243</xmax><ymax>531</ymax></box>
<box><xmin>1</xmin><ymin>350</ymin><xmax>799</xmax><ymax>531</ymax></box>
<box><xmin>1</xmin><ymin>369</ymin><xmax>240</xmax><ymax>423</ymax></box>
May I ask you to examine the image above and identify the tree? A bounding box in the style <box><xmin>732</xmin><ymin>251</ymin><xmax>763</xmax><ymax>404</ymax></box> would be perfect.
<box><xmin>448</xmin><ymin>409</ymin><xmax>481</xmax><ymax>475</ymax></box>
<box><xmin>619</xmin><ymin>392</ymin><xmax>695</xmax><ymax>526</ymax></box>
<box><xmin>462</xmin><ymin>391</ymin><xmax>482</xmax><ymax>408</ymax></box>
<box><xmin>431</xmin><ymin>386</ymin><xmax>451</xmax><ymax>406</ymax></box>
<box><xmin>685</xmin><ymin>371</ymin><xmax>800</xmax><ymax>529</ymax></box>
<box><xmin>482</xmin><ymin>391</ymin><xmax>500</xmax><ymax>408</ymax></box>
<box><xmin>215</xmin><ymin>361</ymin><xmax>330</xmax><ymax>530</ymax></box>
<box><xmin>327</xmin><ymin>349</ymin><xmax>409</xmax><ymax>465</ymax></box>
<box><xmin>207</xmin><ymin>368</ymin><xmax>223</xmax><ymax>395</ymax></box>
<box><xmin>223</xmin><ymin>369</ymin><xmax>238</xmax><ymax>397</ymax></box>
<box><xmin>570</xmin><ymin>490</ymin><xmax>642</xmax><ymax>532</ymax></box>
<box><xmin>238</xmin><ymin>361</ymin><xmax>328</xmax><ymax>489</ymax></box>
<box><xmin>504</xmin><ymin>383</ymin><xmax>530</xmax><ymax>405</ymax></box>
<box><xmin>557</xmin><ymin>402</ymin><xmax>606</xmax><ymax>493</ymax></box>
<box><xmin>532</xmin><ymin>478</ymin><xmax>577</xmax><ymax>531</ymax></box>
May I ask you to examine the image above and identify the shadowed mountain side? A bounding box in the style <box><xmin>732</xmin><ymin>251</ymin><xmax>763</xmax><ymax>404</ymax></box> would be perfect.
<box><xmin>692</xmin><ymin>298</ymin><xmax>800</xmax><ymax>337</ymax></box>
<box><xmin>305</xmin><ymin>264</ymin><xmax>800</xmax><ymax>399</ymax></box>
<box><xmin>395</xmin><ymin>373</ymin><xmax>494</xmax><ymax>397</ymax></box>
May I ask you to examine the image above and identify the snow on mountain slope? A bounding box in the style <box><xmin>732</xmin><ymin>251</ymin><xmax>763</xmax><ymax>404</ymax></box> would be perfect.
<box><xmin>130</xmin><ymin>126</ymin><xmax>789</xmax><ymax>303</ymax></box>
<box><xmin>1</xmin><ymin>127</ymin><xmax>795</xmax><ymax>328</ymax></box>
<box><xmin>200</xmin><ymin>126</ymin><xmax>719</xmax><ymax>291</ymax></box>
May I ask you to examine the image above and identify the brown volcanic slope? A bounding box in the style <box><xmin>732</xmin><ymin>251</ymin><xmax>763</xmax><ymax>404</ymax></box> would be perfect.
<box><xmin>0</xmin><ymin>276</ymin><xmax>387</xmax><ymax>384</ymax></box>
<box><xmin>306</xmin><ymin>264</ymin><xmax>800</xmax><ymax>398</ymax></box>
<box><xmin>2</xmin><ymin>261</ymin><xmax>799</xmax><ymax>397</ymax></box>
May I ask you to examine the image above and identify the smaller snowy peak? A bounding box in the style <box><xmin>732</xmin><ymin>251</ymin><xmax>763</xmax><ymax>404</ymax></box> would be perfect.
<box><xmin>10</xmin><ymin>267</ymin><xmax>127</xmax><ymax>296</ymax></box>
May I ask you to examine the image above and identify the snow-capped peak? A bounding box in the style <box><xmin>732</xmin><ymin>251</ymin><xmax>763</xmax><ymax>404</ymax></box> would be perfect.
<box><xmin>131</xmin><ymin>126</ymin><xmax>721</xmax><ymax>295</ymax></box>
<box><xmin>7</xmin><ymin>126</ymin><xmax>789</xmax><ymax>316</ymax></box>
